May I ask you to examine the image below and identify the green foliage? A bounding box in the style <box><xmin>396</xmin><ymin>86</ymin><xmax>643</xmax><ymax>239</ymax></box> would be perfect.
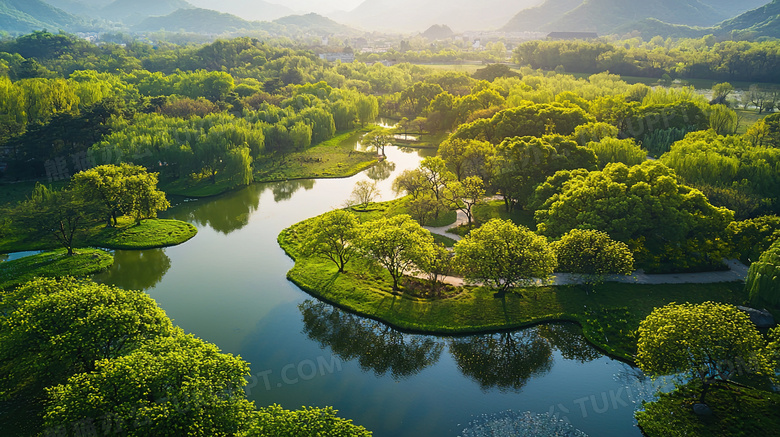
<box><xmin>553</xmin><ymin>229</ymin><xmax>634</xmax><ymax>289</ymax></box>
<box><xmin>573</xmin><ymin>121</ymin><xmax>618</xmax><ymax>147</ymax></box>
<box><xmin>452</xmin><ymin>101</ymin><xmax>592</xmax><ymax>144</ymax></box>
<box><xmin>586</xmin><ymin>137</ymin><xmax>647</xmax><ymax>168</ymax></box>
<box><xmin>472</xmin><ymin>64</ymin><xmax>521</xmax><ymax>82</ymax></box>
<box><xmin>535</xmin><ymin>161</ymin><xmax>734</xmax><ymax>272</ymax></box>
<box><xmin>355</xmin><ymin>214</ymin><xmax>435</xmax><ymax>290</ymax></box>
<box><xmin>637</xmin><ymin>302</ymin><xmax>771</xmax><ymax>401</ymax></box>
<box><xmin>0</xmin><ymin>277</ymin><xmax>173</xmax><ymax>399</ymax></box>
<box><xmin>44</xmin><ymin>331</ymin><xmax>255</xmax><ymax>437</ymax></box>
<box><xmin>454</xmin><ymin>219</ymin><xmax>557</xmax><ymax>296</ymax></box>
<box><xmin>709</xmin><ymin>104</ymin><xmax>738</xmax><ymax>136</ymax></box>
<box><xmin>246</xmin><ymin>404</ymin><xmax>372</xmax><ymax>437</ymax></box>
<box><xmin>745</xmin><ymin>239</ymin><xmax>780</xmax><ymax>306</ymax></box>
<box><xmin>727</xmin><ymin>215</ymin><xmax>780</xmax><ymax>264</ymax></box>
<box><xmin>513</xmin><ymin>39</ymin><xmax>780</xmax><ymax>84</ymax></box>
<box><xmin>300</xmin><ymin>210</ymin><xmax>360</xmax><ymax>273</ymax></box>
<box><xmin>437</xmin><ymin>138</ymin><xmax>494</xmax><ymax>181</ymax></box>
<box><xmin>491</xmin><ymin>135</ymin><xmax>597</xmax><ymax>209</ymax></box>
<box><xmin>661</xmin><ymin>130</ymin><xmax>780</xmax><ymax>214</ymax></box>
<box><xmin>636</xmin><ymin>380</ymin><xmax>780</xmax><ymax>437</ymax></box>
<box><xmin>13</xmin><ymin>183</ymin><xmax>98</xmax><ymax>255</ymax></box>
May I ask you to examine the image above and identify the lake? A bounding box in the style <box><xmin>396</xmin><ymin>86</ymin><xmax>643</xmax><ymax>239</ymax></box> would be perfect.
<box><xmin>5</xmin><ymin>144</ymin><xmax>668</xmax><ymax>436</ymax></box>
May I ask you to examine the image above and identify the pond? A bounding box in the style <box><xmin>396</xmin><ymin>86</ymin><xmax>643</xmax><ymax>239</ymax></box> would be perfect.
<box><xmin>5</xmin><ymin>145</ymin><xmax>668</xmax><ymax>436</ymax></box>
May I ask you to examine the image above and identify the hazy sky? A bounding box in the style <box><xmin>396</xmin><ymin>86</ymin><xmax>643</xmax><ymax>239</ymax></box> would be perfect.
<box><xmin>187</xmin><ymin>0</ymin><xmax>366</xmax><ymax>14</ymax></box>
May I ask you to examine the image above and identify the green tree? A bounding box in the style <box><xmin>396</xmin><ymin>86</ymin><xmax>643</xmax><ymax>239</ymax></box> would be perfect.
<box><xmin>301</xmin><ymin>210</ymin><xmax>360</xmax><ymax>273</ymax></box>
<box><xmin>71</xmin><ymin>164</ymin><xmax>146</xmax><ymax>227</ymax></box>
<box><xmin>745</xmin><ymin>239</ymin><xmax>780</xmax><ymax>306</ymax></box>
<box><xmin>363</xmin><ymin>128</ymin><xmax>392</xmax><ymax>156</ymax></box>
<box><xmin>15</xmin><ymin>184</ymin><xmax>97</xmax><ymax>256</ymax></box>
<box><xmin>552</xmin><ymin>229</ymin><xmax>634</xmax><ymax>292</ymax></box>
<box><xmin>349</xmin><ymin>180</ymin><xmax>379</xmax><ymax>209</ymax></box>
<box><xmin>246</xmin><ymin>405</ymin><xmax>373</xmax><ymax>437</ymax></box>
<box><xmin>709</xmin><ymin>104</ymin><xmax>738</xmax><ymax>135</ymax></box>
<box><xmin>355</xmin><ymin>94</ymin><xmax>378</xmax><ymax>127</ymax></box>
<box><xmin>0</xmin><ymin>277</ymin><xmax>173</xmax><ymax>399</ymax></box>
<box><xmin>356</xmin><ymin>215</ymin><xmax>435</xmax><ymax>290</ymax></box>
<box><xmin>454</xmin><ymin>219</ymin><xmax>557</xmax><ymax>298</ymax></box>
<box><xmin>636</xmin><ymin>302</ymin><xmax>772</xmax><ymax>403</ymax></box>
<box><xmin>445</xmin><ymin>176</ymin><xmax>485</xmax><ymax>226</ymax></box>
<box><xmin>43</xmin><ymin>331</ymin><xmax>254</xmax><ymax>437</ymax></box>
<box><xmin>536</xmin><ymin>161</ymin><xmax>734</xmax><ymax>272</ymax></box>
<box><xmin>438</xmin><ymin>138</ymin><xmax>494</xmax><ymax>181</ymax></box>
<box><xmin>123</xmin><ymin>171</ymin><xmax>171</xmax><ymax>224</ymax></box>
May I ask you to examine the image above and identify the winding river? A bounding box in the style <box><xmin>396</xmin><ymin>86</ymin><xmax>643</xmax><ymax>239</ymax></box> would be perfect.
<box><xmin>6</xmin><ymin>143</ymin><xmax>669</xmax><ymax>436</ymax></box>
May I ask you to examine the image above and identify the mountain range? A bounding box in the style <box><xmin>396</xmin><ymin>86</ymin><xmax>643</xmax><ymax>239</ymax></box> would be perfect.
<box><xmin>502</xmin><ymin>0</ymin><xmax>770</xmax><ymax>33</ymax></box>
<box><xmin>185</xmin><ymin>0</ymin><xmax>295</xmax><ymax>22</ymax></box>
<box><xmin>0</xmin><ymin>0</ymin><xmax>83</xmax><ymax>34</ymax></box>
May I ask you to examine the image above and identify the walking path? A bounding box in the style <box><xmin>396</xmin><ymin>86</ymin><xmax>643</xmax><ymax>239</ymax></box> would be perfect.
<box><xmin>423</xmin><ymin>214</ymin><xmax>750</xmax><ymax>287</ymax></box>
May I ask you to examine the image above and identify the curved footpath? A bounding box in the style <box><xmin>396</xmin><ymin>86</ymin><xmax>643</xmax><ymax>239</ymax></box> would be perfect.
<box><xmin>424</xmin><ymin>210</ymin><xmax>749</xmax><ymax>287</ymax></box>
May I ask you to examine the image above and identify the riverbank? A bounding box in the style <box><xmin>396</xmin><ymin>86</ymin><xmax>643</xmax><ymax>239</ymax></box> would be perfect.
<box><xmin>279</xmin><ymin>218</ymin><xmax>749</xmax><ymax>362</ymax></box>
<box><xmin>0</xmin><ymin>248</ymin><xmax>113</xmax><ymax>290</ymax></box>
<box><xmin>0</xmin><ymin>218</ymin><xmax>197</xmax><ymax>253</ymax></box>
<box><xmin>164</xmin><ymin>129</ymin><xmax>378</xmax><ymax>198</ymax></box>
<box><xmin>636</xmin><ymin>380</ymin><xmax>780</xmax><ymax>436</ymax></box>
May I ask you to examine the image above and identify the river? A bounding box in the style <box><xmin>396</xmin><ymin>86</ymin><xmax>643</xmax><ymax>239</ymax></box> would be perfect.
<box><xmin>5</xmin><ymin>143</ymin><xmax>668</xmax><ymax>436</ymax></box>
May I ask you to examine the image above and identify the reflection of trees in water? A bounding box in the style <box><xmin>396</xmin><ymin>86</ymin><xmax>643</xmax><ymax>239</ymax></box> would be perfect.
<box><xmin>299</xmin><ymin>300</ymin><xmax>444</xmax><ymax>379</ymax></box>
<box><xmin>460</xmin><ymin>411</ymin><xmax>588</xmax><ymax>437</ymax></box>
<box><xmin>270</xmin><ymin>179</ymin><xmax>315</xmax><ymax>202</ymax></box>
<box><xmin>365</xmin><ymin>160</ymin><xmax>396</xmax><ymax>181</ymax></box>
<box><xmin>93</xmin><ymin>249</ymin><xmax>171</xmax><ymax>291</ymax></box>
<box><xmin>166</xmin><ymin>185</ymin><xmax>263</xmax><ymax>234</ymax></box>
<box><xmin>536</xmin><ymin>323</ymin><xmax>601</xmax><ymax>363</ymax></box>
<box><xmin>449</xmin><ymin>329</ymin><xmax>553</xmax><ymax>392</ymax></box>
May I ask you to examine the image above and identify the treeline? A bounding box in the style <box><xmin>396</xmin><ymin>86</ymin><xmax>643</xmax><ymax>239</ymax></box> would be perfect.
<box><xmin>513</xmin><ymin>38</ymin><xmax>780</xmax><ymax>84</ymax></box>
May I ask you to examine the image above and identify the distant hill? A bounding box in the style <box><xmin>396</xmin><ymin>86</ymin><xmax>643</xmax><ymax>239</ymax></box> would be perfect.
<box><xmin>99</xmin><ymin>0</ymin><xmax>193</xmax><ymax>25</ymax></box>
<box><xmin>0</xmin><ymin>0</ymin><xmax>83</xmax><ymax>34</ymax></box>
<box><xmin>274</xmin><ymin>13</ymin><xmax>359</xmax><ymax>36</ymax></box>
<box><xmin>503</xmin><ymin>0</ymin><xmax>777</xmax><ymax>35</ymax></box>
<box><xmin>42</xmin><ymin>0</ymin><xmax>112</xmax><ymax>16</ymax></box>
<box><xmin>337</xmin><ymin>0</ymin><xmax>542</xmax><ymax>32</ymax></box>
<box><xmin>501</xmin><ymin>0</ymin><xmax>581</xmax><ymax>32</ymax></box>
<box><xmin>699</xmin><ymin>0</ymin><xmax>770</xmax><ymax>18</ymax></box>
<box><xmin>421</xmin><ymin>24</ymin><xmax>454</xmax><ymax>40</ymax></box>
<box><xmin>132</xmin><ymin>7</ymin><xmax>253</xmax><ymax>32</ymax></box>
<box><xmin>614</xmin><ymin>0</ymin><xmax>780</xmax><ymax>39</ymax></box>
<box><xmin>551</xmin><ymin>0</ymin><xmax>725</xmax><ymax>33</ymax></box>
<box><xmin>185</xmin><ymin>0</ymin><xmax>294</xmax><ymax>22</ymax></box>
<box><xmin>718</xmin><ymin>0</ymin><xmax>780</xmax><ymax>38</ymax></box>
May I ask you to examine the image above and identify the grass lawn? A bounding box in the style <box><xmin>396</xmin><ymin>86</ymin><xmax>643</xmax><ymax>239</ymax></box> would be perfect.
<box><xmin>254</xmin><ymin>129</ymin><xmax>377</xmax><ymax>183</ymax></box>
<box><xmin>279</xmin><ymin>218</ymin><xmax>749</xmax><ymax>362</ymax></box>
<box><xmin>636</xmin><ymin>381</ymin><xmax>780</xmax><ymax>437</ymax></box>
<box><xmin>0</xmin><ymin>217</ymin><xmax>196</xmax><ymax>253</ymax></box>
<box><xmin>0</xmin><ymin>248</ymin><xmax>113</xmax><ymax>290</ymax></box>
<box><xmin>87</xmin><ymin>218</ymin><xmax>197</xmax><ymax>250</ymax></box>
<box><xmin>735</xmin><ymin>109</ymin><xmax>769</xmax><ymax>134</ymax></box>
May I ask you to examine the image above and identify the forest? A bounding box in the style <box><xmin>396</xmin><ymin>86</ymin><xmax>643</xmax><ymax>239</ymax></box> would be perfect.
<box><xmin>1</xmin><ymin>29</ymin><xmax>780</xmax><ymax>437</ymax></box>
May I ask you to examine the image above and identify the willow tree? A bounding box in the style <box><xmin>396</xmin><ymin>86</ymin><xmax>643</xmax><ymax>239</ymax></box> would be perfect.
<box><xmin>745</xmin><ymin>239</ymin><xmax>780</xmax><ymax>306</ymax></box>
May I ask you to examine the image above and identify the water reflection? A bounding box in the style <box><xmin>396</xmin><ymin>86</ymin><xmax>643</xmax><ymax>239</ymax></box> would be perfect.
<box><xmin>270</xmin><ymin>179</ymin><xmax>315</xmax><ymax>202</ymax></box>
<box><xmin>365</xmin><ymin>160</ymin><xmax>397</xmax><ymax>181</ymax></box>
<box><xmin>537</xmin><ymin>324</ymin><xmax>601</xmax><ymax>364</ymax></box>
<box><xmin>93</xmin><ymin>249</ymin><xmax>171</xmax><ymax>291</ymax></box>
<box><xmin>168</xmin><ymin>185</ymin><xmax>262</xmax><ymax>234</ymax></box>
<box><xmin>449</xmin><ymin>330</ymin><xmax>553</xmax><ymax>392</ymax></box>
<box><xmin>299</xmin><ymin>300</ymin><xmax>444</xmax><ymax>379</ymax></box>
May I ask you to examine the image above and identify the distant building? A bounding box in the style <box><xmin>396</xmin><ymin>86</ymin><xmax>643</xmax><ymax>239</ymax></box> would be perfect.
<box><xmin>547</xmin><ymin>32</ymin><xmax>599</xmax><ymax>40</ymax></box>
<box><xmin>319</xmin><ymin>53</ymin><xmax>355</xmax><ymax>63</ymax></box>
